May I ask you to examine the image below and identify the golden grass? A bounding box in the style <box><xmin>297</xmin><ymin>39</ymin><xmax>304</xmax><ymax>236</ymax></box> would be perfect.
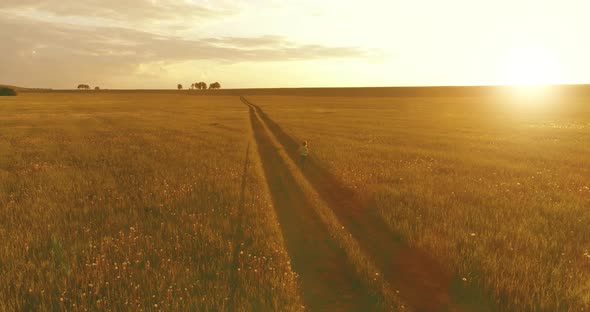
<box><xmin>0</xmin><ymin>93</ymin><xmax>303</xmax><ymax>311</ymax></box>
<box><xmin>248</xmin><ymin>101</ymin><xmax>408</xmax><ymax>310</ymax></box>
<box><xmin>251</xmin><ymin>94</ymin><xmax>590</xmax><ymax>311</ymax></box>
<box><xmin>4</xmin><ymin>90</ymin><xmax>589</xmax><ymax>311</ymax></box>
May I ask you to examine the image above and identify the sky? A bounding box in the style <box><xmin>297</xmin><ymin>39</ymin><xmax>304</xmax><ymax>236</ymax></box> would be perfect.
<box><xmin>1</xmin><ymin>0</ymin><xmax>589</xmax><ymax>89</ymax></box>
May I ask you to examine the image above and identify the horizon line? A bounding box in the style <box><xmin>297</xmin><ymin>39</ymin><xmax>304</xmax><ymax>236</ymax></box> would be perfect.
<box><xmin>6</xmin><ymin>83</ymin><xmax>590</xmax><ymax>91</ymax></box>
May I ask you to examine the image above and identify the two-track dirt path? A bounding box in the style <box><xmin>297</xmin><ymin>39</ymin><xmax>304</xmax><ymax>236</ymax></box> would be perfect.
<box><xmin>244</xmin><ymin>98</ymin><xmax>378</xmax><ymax>311</ymax></box>
<box><xmin>228</xmin><ymin>143</ymin><xmax>250</xmax><ymax>311</ymax></box>
<box><xmin>243</xmin><ymin>96</ymin><xmax>496</xmax><ymax>312</ymax></box>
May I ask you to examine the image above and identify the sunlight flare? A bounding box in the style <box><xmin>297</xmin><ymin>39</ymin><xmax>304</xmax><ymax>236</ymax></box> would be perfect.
<box><xmin>500</xmin><ymin>46</ymin><xmax>564</xmax><ymax>86</ymax></box>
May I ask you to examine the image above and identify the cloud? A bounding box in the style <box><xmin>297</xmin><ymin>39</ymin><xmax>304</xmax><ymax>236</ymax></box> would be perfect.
<box><xmin>204</xmin><ymin>35</ymin><xmax>289</xmax><ymax>48</ymax></box>
<box><xmin>0</xmin><ymin>15</ymin><xmax>371</xmax><ymax>88</ymax></box>
<box><xmin>0</xmin><ymin>0</ymin><xmax>229</xmax><ymax>23</ymax></box>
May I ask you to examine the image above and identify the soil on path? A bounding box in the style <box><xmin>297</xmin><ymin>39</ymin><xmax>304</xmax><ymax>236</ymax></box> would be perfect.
<box><xmin>242</xmin><ymin>96</ymin><xmax>496</xmax><ymax>312</ymax></box>
<box><xmin>245</xmin><ymin>99</ymin><xmax>378</xmax><ymax>311</ymax></box>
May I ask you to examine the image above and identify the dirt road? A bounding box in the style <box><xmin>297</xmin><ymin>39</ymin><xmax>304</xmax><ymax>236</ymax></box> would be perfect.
<box><xmin>242</xmin><ymin>96</ymin><xmax>494</xmax><ymax>312</ymax></box>
<box><xmin>245</xmin><ymin>99</ymin><xmax>378</xmax><ymax>311</ymax></box>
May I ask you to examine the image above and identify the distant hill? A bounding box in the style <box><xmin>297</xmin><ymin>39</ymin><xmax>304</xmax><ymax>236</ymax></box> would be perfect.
<box><xmin>0</xmin><ymin>84</ymin><xmax>26</xmax><ymax>91</ymax></box>
<box><xmin>81</xmin><ymin>84</ymin><xmax>589</xmax><ymax>98</ymax></box>
<box><xmin>199</xmin><ymin>84</ymin><xmax>590</xmax><ymax>97</ymax></box>
<box><xmin>0</xmin><ymin>84</ymin><xmax>53</xmax><ymax>92</ymax></box>
<box><xmin>2</xmin><ymin>84</ymin><xmax>589</xmax><ymax>97</ymax></box>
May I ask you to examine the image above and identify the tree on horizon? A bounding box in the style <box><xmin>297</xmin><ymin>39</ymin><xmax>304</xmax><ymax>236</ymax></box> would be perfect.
<box><xmin>0</xmin><ymin>87</ymin><xmax>17</xmax><ymax>96</ymax></box>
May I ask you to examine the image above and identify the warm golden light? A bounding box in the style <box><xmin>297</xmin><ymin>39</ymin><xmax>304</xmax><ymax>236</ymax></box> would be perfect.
<box><xmin>509</xmin><ymin>84</ymin><xmax>552</xmax><ymax>104</ymax></box>
<box><xmin>3</xmin><ymin>1</ymin><xmax>590</xmax><ymax>88</ymax></box>
<box><xmin>500</xmin><ymin>46</ymin><xmax>564</xmax><ymax>86</ymax></box>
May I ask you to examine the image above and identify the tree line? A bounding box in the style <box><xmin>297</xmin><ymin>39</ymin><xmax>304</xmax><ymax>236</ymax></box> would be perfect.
<box><xmin>177</xmin><ymin>81</ymin><xmax>221</xmax><ymax>90</ymax></box>
<box><xmin>74</xmin><ymin>82</ymin><xmax>221</xmax><ymax>91</ymax></box>
<box><xmin>77</xmin><ymin>84</ymin><xmax>100</xmax><ymax>90</ymax></box>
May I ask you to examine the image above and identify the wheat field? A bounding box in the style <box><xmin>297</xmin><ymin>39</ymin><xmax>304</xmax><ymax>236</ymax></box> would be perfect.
<box><xmin>0</xmin><ymin>93</ymin><xmax>303</xmax><ymax>311</ymax></box>
<box><xmin>251</xmin><ymin>93</ymin><xmax>590</xmax><ymax>311</ymax></box>
<box><xmin>2</xmin><ymin>91</ymin><xmax>589</xmax><ymax>311</ymax></box>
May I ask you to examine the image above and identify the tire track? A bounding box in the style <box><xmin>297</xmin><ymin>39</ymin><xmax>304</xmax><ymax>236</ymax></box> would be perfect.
<box><xmin>228</xmin><ymin>142</ymin><xmax>250</xmax><ymax>311</ymax></box>
<box><xmin>243</xmin><ymin>98</ymin><xmax>377</xmax><ymax>311</ymax></box>
<box><xmin>242</xmin><ymin>97</ymin><xmax>496</xmax><ymax>312</ymax></box>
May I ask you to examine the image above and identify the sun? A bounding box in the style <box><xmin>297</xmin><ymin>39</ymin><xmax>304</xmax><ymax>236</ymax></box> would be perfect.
<box><xmin>500</xmin><ymin>46</ymin><xmax>563</xmax><ymax>86</ymax></box>
<box><xmin>496</xmin><ymin>46</ymin><xmax>564</xmax><ymax>107</ymax></box>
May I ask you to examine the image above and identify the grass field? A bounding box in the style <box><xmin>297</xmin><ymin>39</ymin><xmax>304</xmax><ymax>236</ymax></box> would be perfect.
<box><xmin>251</xmin><ymin>93</ymin><xmax>590</xmax><ymax>311</ymax></box>
<box><xmin>2</xmin><ymin>90</ymin><xmax>589</xmax><ymax>311</ymax></box>
<box><xmin>0</xmin><ymin>93</ymin><xmax>303</xmax><ymax>311</ymax></box>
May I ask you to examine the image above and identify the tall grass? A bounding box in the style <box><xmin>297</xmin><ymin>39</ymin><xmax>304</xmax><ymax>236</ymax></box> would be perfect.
<box><xmin>0</xmin><ymin>93</ymin><xmax>303</xmax><ymax>311</ymax></box>
<box><xmin>252</xmin><ymin>94</ymin><xmax>590</xmax><ymax>311</ymax></box>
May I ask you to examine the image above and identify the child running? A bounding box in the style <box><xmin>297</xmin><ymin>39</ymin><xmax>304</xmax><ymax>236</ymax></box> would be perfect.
<box><xmin>299</xmin><ymin>141</ymin><xmax>309</xmax><ymax>169</ymax></box>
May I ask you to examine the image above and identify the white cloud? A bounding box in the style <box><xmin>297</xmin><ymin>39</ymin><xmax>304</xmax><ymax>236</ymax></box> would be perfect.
<box><xmin>0</xmin><ymin>15</ymin><xmax>371</xmax><ymax>88</ymax></box>
<box><xmin>0</xmin><ymin>0</ymin><xmax>230</xmax><ymax>22</ymax></box>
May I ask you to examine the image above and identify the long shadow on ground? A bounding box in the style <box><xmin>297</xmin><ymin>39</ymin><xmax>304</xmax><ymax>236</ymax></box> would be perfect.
<box><xmin>246</xmin><ymin>103</ymin><xmax>378</xmax><ymax>311</ymax></box>
<box><xmin>228</xmin><ymin>143</ymin><xmax>249</xmax><ymax>311</ymax></box>
<box><xmin>242</xmin><ymin>96</ymin><xmax>497</xmax><ymax>312</ymax></box>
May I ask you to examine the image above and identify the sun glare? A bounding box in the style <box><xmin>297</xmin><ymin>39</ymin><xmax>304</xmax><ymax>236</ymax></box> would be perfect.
<box><xmin>497</xmin><ymin>46</ymin><xmax>564</xmax><ymax>105</ymax></box>
<box><xmin>500</xmin><ymin>47</ymin><xmax>563</xmax><ymax>86</ymax></box>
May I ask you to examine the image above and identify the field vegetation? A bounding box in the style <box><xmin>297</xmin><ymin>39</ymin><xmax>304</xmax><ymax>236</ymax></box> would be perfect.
<box><xmin>251</xmin><ymin>92</ymin><xmax>590</xmax><ymax>311</ymax></box>
<box><xmin>0</xmin><ymin>93</ymin><xmax>303</xmax><ymax>311</ymax></box>
<box><xmin>3</xmin><ymin>90</ymin><xmax>589</xmax><ymax>311</ymax></box>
